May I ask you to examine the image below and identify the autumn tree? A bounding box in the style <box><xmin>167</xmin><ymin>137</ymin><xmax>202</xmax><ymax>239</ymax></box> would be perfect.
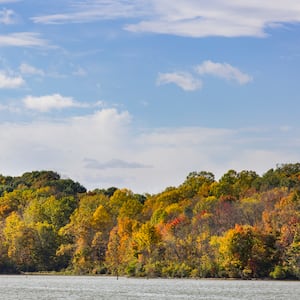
<box><xmin>213</xmin><ymin>225</ymin><xmax>277</xmax><ymax>278</ymax></box>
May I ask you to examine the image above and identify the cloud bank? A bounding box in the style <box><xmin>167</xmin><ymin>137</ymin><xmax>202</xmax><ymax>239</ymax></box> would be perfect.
<box><xmin>0</xmin><ymin>108</ymin><xmax>299</xmax><ymax>193</ymax></box>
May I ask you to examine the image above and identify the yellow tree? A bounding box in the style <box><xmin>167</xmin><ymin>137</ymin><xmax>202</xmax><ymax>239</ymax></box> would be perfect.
<box><xmin>132</xmin><ymin>222</ymin><xmax>162</xmax><ymax>276</ymax></box>
<box><xmin>3</xmin><ymin>212</ymin><xmax>38</xmax><ymax>272</ymax></box>
<box><xmin>57</xmin><ymin>193</ymin><xmax>111</xmax><ymax>273</ymax></box>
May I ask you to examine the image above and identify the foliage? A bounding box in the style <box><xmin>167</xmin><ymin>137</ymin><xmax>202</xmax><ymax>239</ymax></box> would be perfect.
<box><xmin>0</xmin><ymin>166</ymin><xmax>299</xmax><ymax>278</ymax></box>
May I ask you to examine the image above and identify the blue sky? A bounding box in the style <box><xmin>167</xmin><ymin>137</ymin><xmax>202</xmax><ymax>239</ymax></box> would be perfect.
<box><xmin>0</xmin><ymin>0</ymin><xmax>300</xmax><ymax>193</ymax></box>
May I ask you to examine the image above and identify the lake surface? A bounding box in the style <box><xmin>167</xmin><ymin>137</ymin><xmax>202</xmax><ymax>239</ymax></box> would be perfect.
<box><xmin>0</xmin><ymin>276</ymin><xmax>299</xmax><ymax>300</ymax></box>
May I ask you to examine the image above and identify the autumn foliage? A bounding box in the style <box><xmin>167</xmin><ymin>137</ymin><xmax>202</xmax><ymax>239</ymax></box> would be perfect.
<box><xmin>0</xmin><ymin>165</ymin><xmax>300</xmax><ymax>279</ymax></box>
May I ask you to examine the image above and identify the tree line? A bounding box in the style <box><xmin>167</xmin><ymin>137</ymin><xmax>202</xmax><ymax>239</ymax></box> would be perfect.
<box><xmin>0</xmin><ymin>164</ymin><xmax>299</xmax><ymax>279</ymax></box>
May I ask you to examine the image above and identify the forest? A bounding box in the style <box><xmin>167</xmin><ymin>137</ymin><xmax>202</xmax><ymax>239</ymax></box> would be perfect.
<box><xmin>0</xmin><ymin>164</ymin><xmax>299</xmax><ymax>279</ymax></box>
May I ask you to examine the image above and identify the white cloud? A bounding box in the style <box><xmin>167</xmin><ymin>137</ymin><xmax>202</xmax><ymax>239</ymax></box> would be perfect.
<box><xmin>23</xmin><ymin>94</ymin><xmax>84</xmax><ymax>112</ymax></box>
<box><xmin>125</xmin><ymin>1</ymin><xmax>300</xmax><ymax>37</ymax></box>
<box><xmin>0</xmin><ymin>71</ymin><xmax>24</xmax><ymax>88</ymax></box>
<box><xmin>196</xmin><ymin>60</ymin><xmax>253</xmax><ymax>84</ymax></box>
<box><xmin>157</xmin><ymin>72</ymin><xmax>202</xmax><ymax>91</ymax></box>
<box><xmin>0</xmin><ymin>108</ymin><xmax>299</xmax><ymax>193</ymax></box>
<box><xmin>0</xmin><ymin>8</ymin><xmax>16</xmax><ymax>24</ymax></box>
<box><xmin>158</xmin><ymin>61</ymin><xmax>252</xmax><ymax>90</ymax></box>
<box><xmin>0</xmin><ymin>32</ymin><xmax>49</xmax><ymax>47</ymax></box>
<box><xmin>0</xmin><ymin>108</ymin><xmax>133</xmax><ymax>186</ymax></box>
<box><xmin>31</xmin><ymin>0</ymin><xmax>300</xmax><ymax>38</ymax></box>
<box><xmin>20</xmin><ymin>63</ymin><xmax>45</xmax><ymax>76</ymax></box>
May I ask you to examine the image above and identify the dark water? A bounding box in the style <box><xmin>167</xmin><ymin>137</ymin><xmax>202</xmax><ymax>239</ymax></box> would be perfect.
<box><xmin>0</xmin><ymin>275</ymin><xmax>299</xmax><ymax>299</ymax></box>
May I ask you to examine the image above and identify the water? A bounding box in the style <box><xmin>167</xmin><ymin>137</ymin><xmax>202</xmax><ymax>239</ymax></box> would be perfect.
<box><xmin>0</xmin><ymin>276</ymin><xmax>299</xmax><ymax>300</ymax></box>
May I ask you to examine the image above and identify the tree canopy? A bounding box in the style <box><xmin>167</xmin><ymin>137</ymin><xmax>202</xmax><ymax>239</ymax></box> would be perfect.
<box><xmin>0</xmin><ymin>166</ymin><xmax>299</xmax><ymax>279</ymax></box>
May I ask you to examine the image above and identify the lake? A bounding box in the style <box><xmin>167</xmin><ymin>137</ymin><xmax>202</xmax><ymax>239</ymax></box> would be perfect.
<box><xmin>0</xmin><ymin>276</ymin><xmax>299</xmax><ymax>299</ymax></box>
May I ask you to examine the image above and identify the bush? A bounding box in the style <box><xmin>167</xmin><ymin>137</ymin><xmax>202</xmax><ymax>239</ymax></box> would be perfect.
<box><xmin>270</xmin><ymin>266</ymin><xmax>287</xmax><ymax>279</ymax></box>
<box><xmin>161</xmin><ymin>263</ymin><xmax>192</xmax><ymax>278</ymax></box>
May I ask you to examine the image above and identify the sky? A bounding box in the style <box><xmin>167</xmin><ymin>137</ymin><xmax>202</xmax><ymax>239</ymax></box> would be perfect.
<box><xmin>0</xmin><ymin>0</ymin><xmax>300</xmax><ymax>193</ymax></box>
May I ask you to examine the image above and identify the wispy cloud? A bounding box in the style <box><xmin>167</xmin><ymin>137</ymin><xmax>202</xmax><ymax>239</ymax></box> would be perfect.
<box><xmin>20</xmin><ymin>63</ymin><xmax>45</xmax><ymax>76</ymax></box>
<box><xmin>23</xmin><ymin>94</ymin><xmax>84</xmax><ymax>112</ymax></box>
<box><xmin>72</xmin><ymin>67</ymin><xmax>87</xmax><ymax>77</ymax></box>
<box><xmin>0</xmin><ymin>32</ymin><xmax>49</xmax><ymax>47</ymax></box>
<box><xmin>0</xmin><ymin>0</ymin><xmax>20</xmax><ymax>3</ymax></box>
<box><xmin>32</xmin><ymin>0</ymin><xmax>147</xmax><ymax>24</ymax></box>
<box><xmin>31</xmin><ymin>0</ymin><xmax>300</xmax><ymax>38</ymax></box>
<box><xmin>157</xmin><ymin>72</ymin><xmax>202</xmax><ymax>91</ymax></box>
<box><xmin>0</xmin><ymin>8</ymin><xmax>16</xmax><ymax>24</ymax></box>
<box><xmin>196</xmin><ymin>60</ymin><xmax>253</xmax><ymax>85</ymax></box>
<box><xmin>0</xmin><ymin>103</ymin><xmax>21</xmax><ymax>113</ymax></box>
<box><xmin>0</xmin><ymin>71</ymin><xmax>24</xmax><ymax>88</ymax></box>
<box><xmin>20</xmin><ymin>63</ymin><xmax>71</xmax><ymax>79</ymax></box>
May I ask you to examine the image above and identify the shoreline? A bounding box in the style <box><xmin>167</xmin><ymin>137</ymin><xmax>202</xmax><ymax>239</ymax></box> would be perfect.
<box><xmin>1</xmin><ymin>273</ymin><xmax>298</xmax><ymax>281</ymax></box>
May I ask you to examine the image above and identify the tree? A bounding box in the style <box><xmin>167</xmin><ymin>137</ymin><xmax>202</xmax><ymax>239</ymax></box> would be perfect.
<box><xmin>4</xmin><ymin>212</ymin><xmax>38</xmax><ymax>272</ymax></box>
<box><xmin>180</xmin><ymin>171</ymin><xmax>215</xmax><ymax>198</ymax></box>
<box><xmin>105</xmin><ymin>217</ymin><xmax>140</xmax><ymax>276</ymax></box>
<box><xmin>105</xmin><ymin>226</ymin><xmax>120</xmax><ymax>277</ymax></box>
<box><xmin>34</xmin><ymin>222</ymin><xmax>61</xmax><ymax>271</ymax></box>
<box><xmin>213</xmin><ymin>170</ymin><xmax>238</xmax><ymax>200</ymax></box>
<box><xmin>214</xmin><ymin>225</ymin><xmax>277</xmax><ymax>278</ymax></box>
<box><xmin>57</xmin><ymin>193</ymin><xmax>110</xmax><ymax>274</ymax></box>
